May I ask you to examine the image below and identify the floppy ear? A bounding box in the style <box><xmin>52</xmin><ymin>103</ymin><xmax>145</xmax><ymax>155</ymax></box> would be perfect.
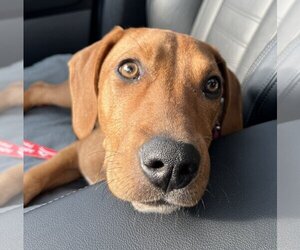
<box><xmin>215</xmin><ymin>53</ymin><xmax>243</xmax><ymax>135</ymax></box>
<box><xmin>68</xmin><ymin>26</ymin><xmax>124</xmax><ymax>139</ymax></box>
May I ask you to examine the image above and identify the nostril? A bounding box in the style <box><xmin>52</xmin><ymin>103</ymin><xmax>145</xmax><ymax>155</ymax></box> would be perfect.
<box><xmin>171</xmin><ymin>162</ymin><xmax>199</xmax><ymax>190</ymax></box>
<box><xmin>141</xmin><ymin>157</ymin><xmax>170</xmax><ymax>192</ymax></box>
<box><xmin>178</xmin><ymin>163</ymin><xmax>192</xmax><ymax>176</ymax></box>
<box><xmin>147</xmin><ymin>160</ymin><xmax>164</xmax><ymax>169</ymax></box>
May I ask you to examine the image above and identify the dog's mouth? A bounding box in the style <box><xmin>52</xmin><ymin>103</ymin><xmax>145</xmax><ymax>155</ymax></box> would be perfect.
<box><xmin>131</xmin><ymin>199</ymin><xmax>180</xmax><ymax>214</ymax></box>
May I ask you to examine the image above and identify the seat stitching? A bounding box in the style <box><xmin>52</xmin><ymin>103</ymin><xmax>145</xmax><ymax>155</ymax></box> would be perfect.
<box><xmin>223</xmin><ymin>2</ymin><xmax>260</xmax><ymax>23</ymax></box>
<box><xmin>213</xmin><ymin>25</ymin><xmax>247</xmax><ymax>47</ymax></box>
<box><xmin>277</xmin><ymin>35</ymin><xmax>300</xmax><ymax>63</ymax></box>
<box><xmin>245</xmin><ymin>71</ymin><xmax>276</xmax><ymax>125</ymax></box>
<box><xmin>278</xmin><ymin>72</ymin><xmax>300</xmax><ymax>101</ymax></box>
<box><xmin>24</xmin><ymin>184</ymin><xmax>98</xmax><ymax>214</ymax></box>
<box><xmin>0</xmin><ymin>205</ymin><xmax>21</xmax><ymax>215</ymax></box>
<box><xmin>244</xmin><ymin>35</ymin><xmax>300</xmax><ymax>125</ymax></box>
<box><xmin>250</xmin><ymin>77</ymin><xmax>276</xmax><ymax>122</ymax></box>
<box><xmin>242</xmin><ymin>37</ymin><xmax>276</xmax><ymax>89</ymax></box>
<box><xmin>238</xmin><ymin>0</ymin><xmax>275</xmax><ymax>84</ymax></box>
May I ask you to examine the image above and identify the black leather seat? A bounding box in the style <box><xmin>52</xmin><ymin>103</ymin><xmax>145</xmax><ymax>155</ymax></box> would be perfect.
<box><xmin>24</xmin><ymin>0</ymin><xmax>300</xmax><ymax>249</ymax></box>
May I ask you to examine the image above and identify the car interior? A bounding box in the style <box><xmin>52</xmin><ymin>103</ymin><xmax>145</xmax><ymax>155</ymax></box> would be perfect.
<box><xmin>0</xmin><ymin>0</ymin><xmax>299</xmax><ymax>249</ymax></box>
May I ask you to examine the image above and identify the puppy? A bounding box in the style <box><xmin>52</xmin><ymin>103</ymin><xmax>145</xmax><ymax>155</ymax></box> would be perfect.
<box><xmin>24</xmin><ymin>27</ymin><xmax>242</xmax><ymax>214</ymax></box>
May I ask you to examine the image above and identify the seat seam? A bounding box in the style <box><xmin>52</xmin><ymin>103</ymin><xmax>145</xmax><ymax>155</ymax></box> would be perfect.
<box><xmin>250</xmin><ymin>77</ymin><xmax>276</xmax><ymax>123</ymax></box>
<box><xmin>205</xmin><ymin>0</ymin><xmax>225</xmax><ymax>41</ymax></box>
<box><xmin>238</xmin><ymin>0</ymin><xmax>276</xmax><ymax>83</ymax></box>
<box><xmin>278</xmin><ymin>35</ymin><xmax>300</xmax><ymax>63</ymax></box>
<box><xmin>24</xmin><ymin>183</ymin><xmax>98</xmax><ymax>214</ymax></box>
<box><xmin>223</xmin><ymin>2</ymin><xmax>260</xmax><ymax>23</ymax></box>
<box><xmin>213</xmin><ymin>25</ymin><xmax>247</xmax><ymax>48</ymax></box>
<box><xmin>245</xmin><ymin>71</ymin><xmax>276</xmax><ymax>125</ymax></box>
<box><xmin>0</xmin><ymin>205</ymin><xmax>22</xmax><ymax>215</ymax></box>
<box><xmin>242</xmin><ymin>37</ymin><xmax>276</xmax><ymax>89</ymax></box>
<box><xmin>278</xmin><ymin>72</ymin><xmax>300</xmax><ymax>101</ymax></box>
<box><xmin>276</xmin><ymin>37</ymin><xmax>300</xmax><ymax>96</ymax></box>
<box><xmin>244</xmin><ymin>33</ymin><xmax>300</xmax><ymax>126</ymax></box>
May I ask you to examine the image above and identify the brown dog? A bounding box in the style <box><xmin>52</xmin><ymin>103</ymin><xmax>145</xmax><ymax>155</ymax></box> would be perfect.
<box><xmin>24</xmin><ymin>27</ymin><xmax>242</xmax><ymax>213</ymax></box>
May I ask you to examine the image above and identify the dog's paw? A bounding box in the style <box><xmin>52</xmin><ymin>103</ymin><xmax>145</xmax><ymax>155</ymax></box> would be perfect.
<box><xmin>0</xmin><ymin>81</ymin><xmax>23</xmax><ymax>111</ymax></box>
<box><xmin>24</xmin><ymin>81</ymin><xmax>47</xmax><ymax>112</ymax></box>
<box><xmin>23</xmin><ymin>172</ymin><xmax>43</xmax><ymax>206</ymax></box>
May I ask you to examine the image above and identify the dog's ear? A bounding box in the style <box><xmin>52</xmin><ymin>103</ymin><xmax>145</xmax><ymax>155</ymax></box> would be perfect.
<box><xmin>214</xmin><ymin>51</ymin><xmax>243</xmax><ymax>135</ymax></box>
<box><xmin>68</xmin><ymin>26</ymin><xmax>124</xmax><ymax>139</ymax></box>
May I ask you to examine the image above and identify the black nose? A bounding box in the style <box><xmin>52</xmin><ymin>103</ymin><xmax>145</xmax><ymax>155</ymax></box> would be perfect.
<box><xmin>139</xmin><ymin>137</ymin><xmax>200</xmax><ymax>192</ymax></box>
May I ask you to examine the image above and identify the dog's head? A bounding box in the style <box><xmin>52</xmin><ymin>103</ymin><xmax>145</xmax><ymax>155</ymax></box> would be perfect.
<box><xmin>69</xmin><ymin>27</ymin><xmax>242</xmax><ymax>213</ymax></box>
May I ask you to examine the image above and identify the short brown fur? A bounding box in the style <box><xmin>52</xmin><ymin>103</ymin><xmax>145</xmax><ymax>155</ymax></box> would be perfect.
<box><xmin>24</xmin><ymin>27</ymin><xmax>242</xmax><ymax>213</ymax></box>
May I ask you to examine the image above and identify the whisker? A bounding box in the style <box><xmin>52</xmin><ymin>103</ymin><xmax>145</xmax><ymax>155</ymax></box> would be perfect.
<box><xmin>201</xmin><ymin>199</ymin><xmax>206</xmax><ymax>210</ymax></box>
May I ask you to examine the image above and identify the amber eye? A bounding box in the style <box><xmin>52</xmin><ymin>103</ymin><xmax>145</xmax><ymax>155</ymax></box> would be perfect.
<box><xmin>118</xmin><ymin>61</ymin><xmax>140</xmax><ymax>80</ymax></box>
<box><xmin>203</xmin><ymin>77</ymin><xmax>222</xmax><ymax>99</ymax></box>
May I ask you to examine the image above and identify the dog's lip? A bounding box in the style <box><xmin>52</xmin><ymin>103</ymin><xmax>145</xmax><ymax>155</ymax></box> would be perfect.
<box><xmin>132</xmin><ymin>200</ymin><xmax>179</xmax><ymax>214</ymax></box>
<box><xmin>141</xmin><ymin>199</ymin><xmax>170</xmax><ymax>206</ymax></box>
<box><xmin>138</xmin><ymin>196</ymin><xmax>194</xmax><ymax>207</ymax></box>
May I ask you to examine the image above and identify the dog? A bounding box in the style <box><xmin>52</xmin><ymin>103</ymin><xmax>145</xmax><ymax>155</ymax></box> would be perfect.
<box><xmin>0</xmin><ymin>81</ymin><xmax>23</xmax><ymax>206</ymax></box>
<box><xmin>24</xmin><ymin>27</ymin><xmax>242</xmax><ymax>214</ymax></box>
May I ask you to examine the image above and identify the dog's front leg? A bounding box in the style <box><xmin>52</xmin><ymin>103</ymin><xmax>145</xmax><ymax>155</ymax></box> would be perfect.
<box><xmin>24</xmin><ymin>141</ymin><xmax>81</xmax><ymax>206</ymax></box>
<box><xmin>0</xmin><ymin>164</ymin><xmax>23</xmax><ymax>206</ymax></box>
<box><xmin>0</xmin><ymin>81</ymin><xmax>23</xmax><ymax>112</ymax></box>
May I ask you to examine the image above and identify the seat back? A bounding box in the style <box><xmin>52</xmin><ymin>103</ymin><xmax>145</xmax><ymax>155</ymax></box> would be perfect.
<box><xmin>148</xmin><ymin>0</ymin><xmax>276</xmax><ymax>81</ymax></box>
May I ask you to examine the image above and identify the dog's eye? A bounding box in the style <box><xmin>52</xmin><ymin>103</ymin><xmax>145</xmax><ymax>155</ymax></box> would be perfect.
<box><xmin>118</xmin><ymin>61</ymin><xmax>140</xmax><ymax>80</ymax></box>
<box><xmin>202</xmin><ymin>76</ymin><xmax>222</xmax><ymax>99</ymax></box>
